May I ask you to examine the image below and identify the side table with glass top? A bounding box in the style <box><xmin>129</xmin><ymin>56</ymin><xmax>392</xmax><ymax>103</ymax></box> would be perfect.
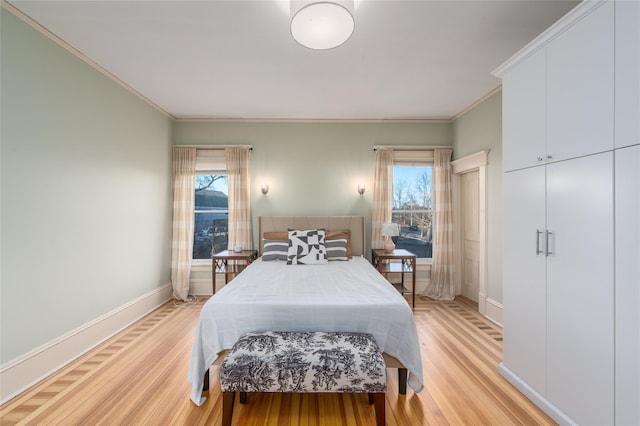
<box><xmin>211</xmin><ymin>249</ymin><xmax>258</xmax><ymax>294</ymax></box>
<box><xmin>371</xmin><ymin>249</ymin><xmax>417</xmax><ymax>308</ymax></box>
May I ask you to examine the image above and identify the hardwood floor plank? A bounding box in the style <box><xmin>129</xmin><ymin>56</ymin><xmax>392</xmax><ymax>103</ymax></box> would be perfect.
<box><xmin>0</xmin><ymin>296</ymin><xmax>555</xmax><ymax>425</ymax></box>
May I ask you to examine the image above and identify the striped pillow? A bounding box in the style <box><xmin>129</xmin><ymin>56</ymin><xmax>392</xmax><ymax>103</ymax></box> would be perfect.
<box><xmin>326</xmin><ymin>230</ymin><xmax>352</xmax><ymax>258</ymax></box>
<box><xmin>326</xmin><ymin>238</ymin><xmax>348</xmax><ymax>261</ymax></box>
<box><xmin>262</xmin><ymin>239</ymin><xmax>288</xmax><ymax>261</ymax></box>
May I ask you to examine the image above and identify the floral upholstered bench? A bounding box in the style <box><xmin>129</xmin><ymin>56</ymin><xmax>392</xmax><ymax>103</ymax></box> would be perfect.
<box><xmin>220</xmin><ymin>331</ymin><xmax>387</xmax><ymax>426</ymax></box>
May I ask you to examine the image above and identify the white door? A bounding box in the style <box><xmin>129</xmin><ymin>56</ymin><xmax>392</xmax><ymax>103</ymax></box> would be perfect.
<box><xmin>460</xmin><ymin>171</ymin><xmax>480</xmax><ymax>302</ymax></box>
<box><xmin>615</xmin><ymin>145</ymin><xmax>640</xmax><ymax>425</ymax></box>
<box><xmin>502</xmin><ymin>165</ymin><xmax>547</xmax><ymax>395</ymax></box>
<box><xmin>546</xmin><ymin>152</ymin><xmax>614</xmax><ymax>425</ymax></box>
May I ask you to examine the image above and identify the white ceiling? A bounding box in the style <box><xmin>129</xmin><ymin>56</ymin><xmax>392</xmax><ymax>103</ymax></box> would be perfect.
<box><xmin>7</xmin><ymin>0</ymin><xmax>580</xmax><ymax>120</ymax></box>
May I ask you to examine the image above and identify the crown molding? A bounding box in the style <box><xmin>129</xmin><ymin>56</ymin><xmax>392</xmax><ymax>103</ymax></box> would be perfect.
<box><xmin>450</xmin><ymin>85</ymin><xmax>502</xmax><ymax>122</ymax></box>
<box><xmin>173</xmin><ymin>117</ymin><xmax>452</xmax><ymax>124</ymax></box>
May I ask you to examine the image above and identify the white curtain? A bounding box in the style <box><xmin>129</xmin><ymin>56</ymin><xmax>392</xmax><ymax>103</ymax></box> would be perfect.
<box><xmin>225</xmin><ymin>147</ymin><xmax>253</xmax><ymax>251</ymax></box>
<box><xmin>171</xmin><ymin>147</ymin><xmax>196</xmax><ymax>301</ymax></box>
<box><xmin>423</xmin><ymin>148</ymin><xmax>455</xmax><ymax>300</ymax></box>
<box><xmin>371</xmin><ymin>149</ymin><xmax>393</xmax><ymax>250</ymax></box>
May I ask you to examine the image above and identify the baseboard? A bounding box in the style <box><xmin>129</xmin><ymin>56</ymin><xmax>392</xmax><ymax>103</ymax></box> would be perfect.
<box><xmin>484</xmin><ymin>297</ymin><xmax>503</xmax><ymax>326</ymax></box>
<box><xmin>498</xmin><ymin>363</ymin><xmax>575</xmax><ymax>425</ymax></box>
<box><xmin>0</xmin><ymin>283</ymin><xmax>173</xmax><ymax>405</ymax></box>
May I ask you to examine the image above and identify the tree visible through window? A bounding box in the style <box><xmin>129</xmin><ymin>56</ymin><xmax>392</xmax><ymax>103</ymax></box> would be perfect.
<box><xmin>193</xmin><ymin>174</ymin><xmax>228</xmax><ymax>259</ymax></box>
<box><xmin>392</xmin><ymin>165</ymin><xmax>433</xmax><ymax>258</ymax></box>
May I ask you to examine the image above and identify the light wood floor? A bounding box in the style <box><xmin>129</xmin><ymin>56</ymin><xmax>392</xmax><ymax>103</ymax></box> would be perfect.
<box><xmin>0</xmin><ymin>296</ymin><xmax>555</xmax><ymax>425</ymax></box>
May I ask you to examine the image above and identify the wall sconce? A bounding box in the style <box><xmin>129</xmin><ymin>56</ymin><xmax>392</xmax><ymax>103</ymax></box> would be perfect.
<box><xmin>261</xmin><ymin>183</ymin><xmax>269</xmax><ymax>195</ymax></box>
<box><xmin>357</xmin><ymin>183</ymin><xmax>365</xmax><ymax>195</ymax></box>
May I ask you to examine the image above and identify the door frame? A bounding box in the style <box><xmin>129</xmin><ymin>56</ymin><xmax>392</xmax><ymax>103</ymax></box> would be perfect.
<box><xmin>452</xmin><ymin>150</ymin><xmax>489</xmax><ymax>314</ymax></box>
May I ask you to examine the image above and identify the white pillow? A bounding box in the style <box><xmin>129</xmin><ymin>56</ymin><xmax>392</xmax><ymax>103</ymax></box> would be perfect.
<box><xmin>287</xmin><ymin>229</ymin><xmax>328</xmax><ymax>265</ymax></box>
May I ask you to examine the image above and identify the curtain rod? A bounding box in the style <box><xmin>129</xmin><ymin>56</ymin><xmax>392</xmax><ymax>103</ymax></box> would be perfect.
<box><xmin>373</xmin><ymin>145</ymin><xmax>452</xmax><ymax>151</ymax></box>
<box><xmin>173</xmin><ymin>144</ymin><xmax>253</xmax><ymax>150</ymax></box>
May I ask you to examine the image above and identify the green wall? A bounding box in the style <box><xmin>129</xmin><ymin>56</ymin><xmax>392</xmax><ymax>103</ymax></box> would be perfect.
<box><xmin>1</xmin><ymin>10</ymin><xmax>173</xmax><ymax>363</ymax></box>
<box><xmin>174</xmin><ymin>120</ymin><xmax>453</xmax><ymax>254</ymax></box>
<box><xmin>452</xmin><ymin>91</ymin><xmax>503</xmax><ymax>303</ymax></box>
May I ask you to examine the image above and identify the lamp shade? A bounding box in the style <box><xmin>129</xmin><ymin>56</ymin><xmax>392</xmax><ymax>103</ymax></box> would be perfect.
<box><xmin>290</xmin><ymin>0</ymin><xmax>355</xmax><ymax>50</ymax></box>
<box><xmin>381</xmin><ymin>222</ymin><xmax>399</xmax><ymax>237</ymax></box>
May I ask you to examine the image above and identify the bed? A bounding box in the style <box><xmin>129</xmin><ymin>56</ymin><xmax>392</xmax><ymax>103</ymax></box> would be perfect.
<box><xmin>188</xmin><ymin>216</ymin><xmax>424</xmax><ymax>405</ymax></box>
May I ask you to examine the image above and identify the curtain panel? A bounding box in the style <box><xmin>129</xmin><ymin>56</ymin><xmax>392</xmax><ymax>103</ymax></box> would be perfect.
<box><xmin>171</xmin><ymin>147</ymin><xmax>196</xmax><ymax>301</ymax></box>
<box><xmin>225</xmin><ymin>147</ymin><xmax>253</xmax><ymax>252</ymax></box>
<box><xmin>371</xmin><ymin>149</ymin><xmax>393</xmax><ymax>250</ymax></box>
<box><xmin>423</xmin><ymin>148</ymin><xmax>455</xmax><ymax>300</ymax></box>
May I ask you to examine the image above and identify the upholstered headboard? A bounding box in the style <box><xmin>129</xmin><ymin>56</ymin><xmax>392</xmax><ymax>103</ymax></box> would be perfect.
<box><xmin>258</xmin><ymin>216</ymin><xmax>366</xmax><ymax>257</ymax></box>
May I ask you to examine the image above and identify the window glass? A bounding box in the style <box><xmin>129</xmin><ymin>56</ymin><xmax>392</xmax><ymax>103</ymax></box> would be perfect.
<box><xmin>392</xmin><ymin>165</ymin><xmax>433</xmax><ymax>258</ymax></box>
<box><xmin>193</xmin><ymin>174</ymin><xmax>228</xmax><ymax>259</ymax></box>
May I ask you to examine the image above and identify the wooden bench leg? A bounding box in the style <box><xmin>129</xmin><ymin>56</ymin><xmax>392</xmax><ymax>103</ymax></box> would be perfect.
<box><xmin>369</xmin><ymin>393</ymin><xmax>386</xmax><ymax>425</ymax></box>
<box><xmin>398</xmin><ymin>368</ymin><xmax>407</xmax><ymax>395</ymax></box>
<box><xmin>222</xmin><ymin>392</ymin><xmax>235</xmax><ymax>426</ymax></box>
<box><xmin>374</xmin><ymin>393</ymin><xmax>386</xmax><ymax>426</ymax></box>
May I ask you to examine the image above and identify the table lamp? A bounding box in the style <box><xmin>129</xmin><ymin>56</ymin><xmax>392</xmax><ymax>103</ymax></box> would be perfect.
<box><xmin>381</xmin><ymin>222</ymin><xmax>399</xmax><ymax>252</ymax></box>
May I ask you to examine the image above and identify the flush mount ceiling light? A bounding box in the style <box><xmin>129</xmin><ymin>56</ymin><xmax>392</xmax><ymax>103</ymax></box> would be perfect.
<box><xmin>290</xmin><ymin>0</ymin><xmax>355</xmax><ymax>50</ymax></box>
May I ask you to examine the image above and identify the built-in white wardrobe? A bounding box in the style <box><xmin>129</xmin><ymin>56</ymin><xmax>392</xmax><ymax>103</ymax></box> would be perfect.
<box><xmin>493</xmin><ymin>1</ymin><xmax>639</xmax><ymax>424</ymax></box>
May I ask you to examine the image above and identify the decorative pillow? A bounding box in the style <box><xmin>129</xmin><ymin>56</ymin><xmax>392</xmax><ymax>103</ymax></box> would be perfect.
<box><xmin>326</xmin><ymin>230</ymin><xmax>352</xmax><ymax>258</ymax></box>
<box><xmin>287</xmin><ymin>229</ymin><xmax>328</xmax><ymax>265</ymax></box>
<box><xmin>326</xmin><ymin>238</ymin><xmax>348</xmax><ymax>261</ymax></box>
<box><xmin>262</xmin><ymin>239</ymin><xmax>288</xmax><ymax>261</ymax></box>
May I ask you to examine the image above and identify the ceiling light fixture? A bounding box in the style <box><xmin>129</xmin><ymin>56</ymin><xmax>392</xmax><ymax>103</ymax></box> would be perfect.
<box><xmin>290</xmin><ymin>0</ymin><xmax>355</xmax><ymax>50</ymax></box>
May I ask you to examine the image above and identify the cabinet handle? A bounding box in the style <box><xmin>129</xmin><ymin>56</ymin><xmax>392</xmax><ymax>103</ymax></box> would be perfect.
<box><xmin>536</xmin><ymin>230</ymin><xmax>543</xmax><ymax>255</ymax></box>
<box><xmin>545</xmin><ymin>230</ymin><xmax>553</xmax><ymax>256</ymax></box>
<box><xmin>546</xmin><ymin>154</ymin><xmax>553</xmax><ymax>160</ymax></box>
<box><xmin>537</xmin><ymin>157</ymin><xmax>544</xmax><ymax>162</ymax></box>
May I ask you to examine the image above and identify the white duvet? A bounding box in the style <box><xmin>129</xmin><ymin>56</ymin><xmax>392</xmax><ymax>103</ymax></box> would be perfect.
<box><xmin>188</xmin><ymin>256</ymin><xmax>424</xmax><ymax>405</ymax></box>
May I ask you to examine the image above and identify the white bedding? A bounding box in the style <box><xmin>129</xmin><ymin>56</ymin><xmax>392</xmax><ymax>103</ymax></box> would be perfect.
<box><xmin>188</xmin><ymin>256</ymin><xmax>424</xmax><ymax>405</ymax></box>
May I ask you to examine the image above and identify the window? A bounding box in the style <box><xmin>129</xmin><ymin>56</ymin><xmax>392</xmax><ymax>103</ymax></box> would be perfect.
<box><xmin>192</xmin><ymin>149</ymin><xmax>229</xmax><ymax>260</ymax></box>
<box><xmin>193</xmin><ymin>174</ymin><xmax>228</xmax><ymax>259</ymax></box>
<box><xmin>391</xmin><ymin>151</ymin><xmax>434</xmax><ymax>259</ymax></box>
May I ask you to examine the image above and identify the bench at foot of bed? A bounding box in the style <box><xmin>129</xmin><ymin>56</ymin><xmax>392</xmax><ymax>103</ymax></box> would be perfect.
<box><xmin>220</xmin><ymin>331</ymin><xmax>387</xmax><ymax>426</ymax></box>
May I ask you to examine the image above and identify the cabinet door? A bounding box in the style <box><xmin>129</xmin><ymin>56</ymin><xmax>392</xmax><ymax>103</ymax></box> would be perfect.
<box><xmin>546</xmin><ymin>1</ymin><xmax>614</xmax><ymax>161</ymax></box>
<box><xmin>615</xmin><ymin>145</ymin><xmax>640</xmax><ymax>425</ymax></box>
<box><xmin>615</xmin><ymin>0</ymin><xmax>640</xmax><ymax>149</ymax></box>
<box><xmin>546</xmin><ymin>152</ymin><xmax>614</xmax><ymax>425</ymax></box>
<box><xmin>502</xmin><ymin>166</ymin><xmax>546</xmax><ymax>394</ymax></box>
<box><xmin>502</xmin><ymin>49</ymin><xmax>546</xmax><ymax>172</ymax></box>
